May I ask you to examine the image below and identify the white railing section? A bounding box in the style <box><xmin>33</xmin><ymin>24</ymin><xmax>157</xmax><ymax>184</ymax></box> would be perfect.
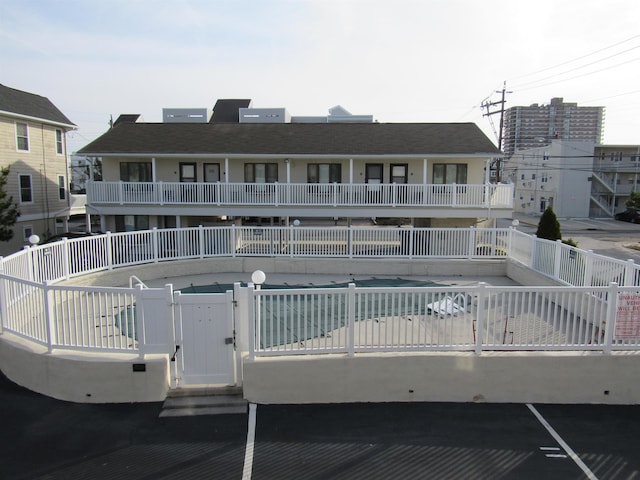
<box><xmin>249</xmin><ymin>283</ymin><xmax>640</xmax><ymax>357</ymax></box>
<box><xmin>2</xmin><ymin>226</ymin><xmax>640</xmax><ymax>357</ymax></box>
<box><xmin>0</xmin><ymin>274</ymin><xmax>139</xmax><ymax>353</ymax></box>
<box><xmin>88</xmin><ymin>181</ymin><xmax>514</xmax><ymax>209</ymax></box>
<box><xmin>2</xmin><ymin>226</ymin><xmax>640</xmax><ymax>289</ymax></box>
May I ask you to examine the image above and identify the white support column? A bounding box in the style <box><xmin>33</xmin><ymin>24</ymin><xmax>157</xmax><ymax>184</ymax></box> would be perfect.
<box><xmin>423</xmin><ymin>158</ymin><xmax>428</xmax><ymax>184</ymax></box>
<box><xmin>152</xmin><ymin>157</ymin><xmax>157</xmax><ymax>182</ymax></box>
<box><xmin>225</xmin><ymin>158</ymin><xmax>229</xmax><ymax>183</ymax></box>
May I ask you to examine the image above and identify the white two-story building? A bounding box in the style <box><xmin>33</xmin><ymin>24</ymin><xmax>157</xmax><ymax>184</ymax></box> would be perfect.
<box><xmin>77</xmin><ymin>101</ymin><xmax>512</xmax><ymax>233</ymax></box>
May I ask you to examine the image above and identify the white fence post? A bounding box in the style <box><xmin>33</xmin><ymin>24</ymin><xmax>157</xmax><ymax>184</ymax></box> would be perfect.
<box><xmin>408</xmin><ymin>225</ymin><xmax>414</xmax><ymax>259</ymax></box>
<box><xmin>199</xmin><ymin>225</ymin><xmax>205</xmax><ymax>259</ymax></box>
<box><xmin>583</xmin><ymin>250</ymin><xmax>594</xmax><ymax>286</ymax></box>
<box><xmin>624</xmin><ymin>259</ymin><xmax>636</xmax><ymax>286</ymax></box>
<box><xmin>106</xmin><ymin>231</ymin><xmax>114</xmax><ymax>269</ymax></box>
<box><xmin>248</xmin><ymin>284</ymin><xmax>256</xmax><ymax>361</ymax></box>
<box><xmin>62</xmin><ymin>238</ymin><xmax>70</xmax><ymax>280</ymax></box>
<box><xmin>135</xmin><ymin>284</ymin><xmax>146</xmax><ymax>358</ymax></box>
<box><xmin>0</xmin><ymin>258</ymin><xmax>6</xmax><ymax>332</ymax></box>
<box><xmin>43</xmin><ymin>281</ymin><xmax>56</xmax><ymax>353</ymax></box>
<box><xmin>554</xmin><ymin>240</ymin><xmax>563</xmax><ymax>279</ymax></box>
<box><xmin>468</xmin><ymin>226</ymin><xmax>476</xmax><ymax>259</ymax></box>
<box><xmin>604</xmin><ymin>282</ymin><xmax>619</xmax><ymax>354</ymax></box>
<box><xmin>475</xmin><ymin>282</ymin><xmax>487</xmax><ymax>355</ymax></box>
<box><xmin>348</xmin><ymin>283</ymin><xmax>356</xmax><ymax>357</ymax></box>
<box><xmin>289</xmin><ymin>224</ymin><xmax>295</xmax><ymax>258</ymax></box>
<box><xmin>231</xmin><ymin>225</ymin><xmax>237</xmax><ymax>258</ymax></box>
<box><xmin>152</xmin><ymin>227</ymin><xmax>159</xmax><ymax>263</ymax></box>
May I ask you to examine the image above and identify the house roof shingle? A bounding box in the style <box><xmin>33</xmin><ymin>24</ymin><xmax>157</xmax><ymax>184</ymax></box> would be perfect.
<box><xmin>0</xmin><ymin>84</ymin><xmax>75</xmax><ymax>127</ymax></box>
<box><xmin>78</xmin><ymin>122</ymin><xmax>502</xmax><ymax>157</ymax></box>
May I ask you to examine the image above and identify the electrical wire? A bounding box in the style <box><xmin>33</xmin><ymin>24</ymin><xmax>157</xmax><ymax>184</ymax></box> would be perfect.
<box><xmin>511</xmin><ymin>45</ymin><xmax>640</xmax><ymax>90</ymax></box>
<box><xmin>508</xmin><ymin>33</ymin><xmax>640</xmax><ymax>82</ymax></box>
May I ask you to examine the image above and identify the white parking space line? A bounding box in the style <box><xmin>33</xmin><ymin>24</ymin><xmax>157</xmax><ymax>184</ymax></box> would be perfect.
<box><xmin>527</xmin><ymin>404</ymin><xmax>598</xmax><ymax>480</ymax></box>
<box><xmin>242</xmin><ymin>403</ymin><xmax>257</xmax><ymax>480</ymax></box>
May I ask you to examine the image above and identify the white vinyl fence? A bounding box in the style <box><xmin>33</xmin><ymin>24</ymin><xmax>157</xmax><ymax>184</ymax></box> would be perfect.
<box><xmin>2</xmin><ymin>226</ymin><xmax>640</xmax><ymax>357</ymax></box>
<box><xmin>248</xmin><ymin>282</ymin><xmax>640</xmax><ymax>357</ymax></box>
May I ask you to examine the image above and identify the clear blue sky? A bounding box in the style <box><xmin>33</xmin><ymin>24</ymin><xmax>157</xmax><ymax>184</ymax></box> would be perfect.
<box><xmin>1</xmin><ymin>0</ymin><xmax>639</xmax><ymax>153</ymax></box>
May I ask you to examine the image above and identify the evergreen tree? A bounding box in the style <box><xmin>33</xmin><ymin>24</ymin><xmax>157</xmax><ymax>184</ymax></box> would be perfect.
<box><xmin>0</xmin><ymin>167</ymin><xmax>20</xmax><ymax>242</ymax></box>
<box><xmin>536</xmin><ymin>206</ymin><xmax>561</xmax><ymax>242</ymax></box>
<box><xmin>626</xmin><ymin>191</ymin><xmax>640</xmax><ymax>211</ymax></box>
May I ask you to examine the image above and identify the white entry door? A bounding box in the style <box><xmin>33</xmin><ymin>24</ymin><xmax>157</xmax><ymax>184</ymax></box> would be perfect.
<box><xmin>173</xmin><ymin>291</ymin><xmax>236</xmax><ymax>386</ymax></box>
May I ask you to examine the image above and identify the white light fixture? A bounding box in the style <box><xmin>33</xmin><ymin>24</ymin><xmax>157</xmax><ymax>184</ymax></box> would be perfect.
<box><xmin>293</xmin><ymin>219</ymin><xmax>300</xmax><ymax>227</ymax></box>
<box><xmin>511</xmin><ymin>219</ymin><xmax>520</xmax><ymax>227</ymax></box>
<box><xmin>251</xmin><ymin>270</ymin><xmax>266</xmax><ymax>286</ymax></box>
<box><xmin>28</xmin><ymin>234</ymin><xmax>40</xmax><ymax>246</ymax></box>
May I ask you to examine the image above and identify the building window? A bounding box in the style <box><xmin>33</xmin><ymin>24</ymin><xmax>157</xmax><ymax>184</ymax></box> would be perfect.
<box><xmin>56</xmin><ymin>129</ymin><xmax>63</xmax><ymax>154</ymax></box>
<box><xmin>58</xmin><ymin>175</ymin><xmax>66</xmax><ymax>200</ymax></box>
<box><xmin>179</xmin><ymin>163</ymin><xmax>197</xmax><ymax>182</ymax></box>
<box><xmin>433</xmin><ymin>164</ymin><xmax>467</xmax><ymax>184</ymax></box>
<box><xmin>19</xmin><ymin>174</ymin><xmax>32</xmax><ymax>203</ymax></box>
<box><xmin>120</xmin><ymin>162</ymin><xmax>152</xmax><ymax>182</ymax></box>
<box><xmin>16</xmin><ymin>122</ymin><xmax>29</xmax><ymax>151</ymax></box>
<box><xmin>244</xmin><ymin>163</ymin><xmax>278</xmax><ymax>183</ymax></box>
<box><xmin>307</xmin><ymin>164</ymin><xmax>341</xmax><ymax>183</ymax></box>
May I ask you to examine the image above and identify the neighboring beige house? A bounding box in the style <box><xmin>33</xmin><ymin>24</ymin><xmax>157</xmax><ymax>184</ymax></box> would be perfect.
<box><xmin>78</xmin><ymin>101</ymin><xmax>513</xmax><ymax>233</ymax></box>
<box><xmin>0</xmin><ymin>84</ymin><xmax>76</xmax><ymax>254</ymax></box>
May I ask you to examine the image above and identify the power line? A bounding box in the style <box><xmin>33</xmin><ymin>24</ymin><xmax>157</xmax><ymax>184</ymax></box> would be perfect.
<box><xmin>514</xmin><ymin>56</ymin><xmax>640</xmax><ymax>92</ymax></box>
<box><xmin>508</xmin><ymin>33</ymin><xmax>640</xmax><ymax>82</ymax></box>
<box><xmin>511</xmin><ymin>44</ymin><xmax>640</xmax><ymax>90</ymax></box>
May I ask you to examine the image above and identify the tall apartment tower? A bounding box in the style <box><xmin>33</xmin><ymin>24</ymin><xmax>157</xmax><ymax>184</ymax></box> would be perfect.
<box><xmin>502</xmin><ymin>97</ymin><xmax>604</xmax><ymax>157</ymax></box>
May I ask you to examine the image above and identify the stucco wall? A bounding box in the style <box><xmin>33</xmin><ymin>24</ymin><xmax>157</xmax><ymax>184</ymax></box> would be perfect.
<box><xmin>0</xmin><ymin>333</ymin><xmax>169</xmax><ymax>403</ymax></box>
<box><xmin>243</xmin><ymin>351</ymin><xmax>640</xmax><ymax>404</ymax></box>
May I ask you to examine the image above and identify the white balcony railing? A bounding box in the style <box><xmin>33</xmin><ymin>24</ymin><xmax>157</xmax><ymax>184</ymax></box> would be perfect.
<box><xmin>87</xmin><ymin>181</ymin><xmax>514</xmax><ymax>209</ymax></box>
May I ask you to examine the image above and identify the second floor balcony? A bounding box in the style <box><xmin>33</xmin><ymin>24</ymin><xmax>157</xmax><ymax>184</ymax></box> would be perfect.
<box><xmin>87</xmin><ymin>181</ymin><xmax>514</xmax><ymax>219</ymax></box>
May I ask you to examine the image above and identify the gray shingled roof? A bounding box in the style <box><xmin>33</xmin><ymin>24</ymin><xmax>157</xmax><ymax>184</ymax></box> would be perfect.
<box><xmin>0</xmin><ymin>84</ymin><xmax>75</xmax><ymax>127</ymax></box>
<box><xmin>78</xmin><ymin>122</ymin><xmax>501</xmax><ymax>156</ymax></box>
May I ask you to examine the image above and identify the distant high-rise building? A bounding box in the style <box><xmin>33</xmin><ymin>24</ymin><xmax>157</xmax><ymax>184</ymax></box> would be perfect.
<box><xmin>502</xmin><ymin>97</ymin><xmax>604</xmax><ymax>157</ymax></box>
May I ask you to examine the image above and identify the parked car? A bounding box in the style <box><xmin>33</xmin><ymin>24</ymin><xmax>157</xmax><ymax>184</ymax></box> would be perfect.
<box><xmin>41</xmin><ymin>231</ymin><xmax>101</xmax><ymax>244</ymax></box>
<box><xmin>614</xmin><ymin>210</ymin><xmax>640</xmax><ymax>223</ymax></box>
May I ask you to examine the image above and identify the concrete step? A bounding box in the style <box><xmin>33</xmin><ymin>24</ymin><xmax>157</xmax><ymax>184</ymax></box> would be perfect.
<box><xmin>160</xmin><ymin>391</ymin><xmax>247</xmax><ymax>418</ymax></box>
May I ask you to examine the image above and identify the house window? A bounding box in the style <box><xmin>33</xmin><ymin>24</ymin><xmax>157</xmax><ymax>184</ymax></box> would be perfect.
<box><xmin>58</xmin><ymin>175</ymin><xmax>66</xmax><ymax>200</ymax></box>
<box><xmin>390</xmin><ymin>164</ymin><xmax>408</xmax><ymax>184</ymax></box>
<box><xmin>120</xmin><ymin>162</ymin><xmax>152</xmax><ymax>182</ymax></box>
<box><xmin>115</xmin><ymin>215</ymin><xmax>149</xmax><ymax>232</ymax></box>
<box><xmin>16</xmin><ymin>122</ymin><xmax>29</xmax><ymax>151</ymax></box>
<box><xmin>244</xmin><ymin>163</ymin><xmax>278</xmax><ymax>183</ymax></box>
<box><xmin>56</xmin><ymin>129</ymin><xmax>63</xmax><ymax>154</ymax></box>
<box><xmin>179</xmin><ymin>163</ymin><xmax>197</xmax><ymax>182</ymax></box>
<box><xmin>433</xmin><ymin>164</ymin><xmax>467</xmax><ymax>184</ymax></box>
<box><xmin>19</xmin><ymin>174</ymin><xmax>32</xmax><ymax>203</ymax></box>
<box><xmin>307</xmin><ymin>164</ymin><xmax>341</xmax><ymax>183</ymax></box>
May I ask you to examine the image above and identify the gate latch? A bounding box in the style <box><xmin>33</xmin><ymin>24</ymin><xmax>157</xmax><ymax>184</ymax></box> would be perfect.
<box><xmin>224</xmin><ymin>337</ymin><xmax>234</xmax><ymax>345</ymax></box>
<box><xmin>171</xmin><ymin>345</ymin><xmax>180</xmax><ymax>362</ymax></box>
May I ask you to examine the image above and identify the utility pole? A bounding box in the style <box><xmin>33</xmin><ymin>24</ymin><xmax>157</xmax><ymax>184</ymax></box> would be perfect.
<box><xmin>481</xmin><ymin>81</ymin><xmax>511</xmax><ymax>182</ymax></box>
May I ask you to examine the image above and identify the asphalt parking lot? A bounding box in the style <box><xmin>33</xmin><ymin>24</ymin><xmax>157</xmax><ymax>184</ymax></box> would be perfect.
<box><xmin>2</xmin><ymin>372</ymin><xmax>640</xmax><ymax>480</ymax></box>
